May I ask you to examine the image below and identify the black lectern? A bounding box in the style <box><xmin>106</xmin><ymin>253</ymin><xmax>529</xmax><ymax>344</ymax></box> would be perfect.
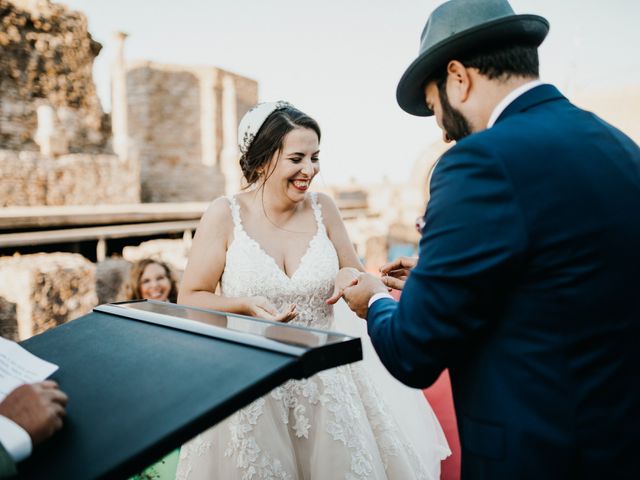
<box><xmin>17</xmin><ymin>300</ymin><xmax>362</xmax><ymax>479</ymax></box>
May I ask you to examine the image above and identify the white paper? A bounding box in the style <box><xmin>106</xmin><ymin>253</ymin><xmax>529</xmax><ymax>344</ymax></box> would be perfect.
<box><xmin>0</xmin><ymin>336</ymin><xmax>59</xmax><ymax>402</ymax></box>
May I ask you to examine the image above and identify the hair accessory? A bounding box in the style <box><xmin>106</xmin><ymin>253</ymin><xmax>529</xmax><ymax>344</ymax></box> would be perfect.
<box><xmin>238</xmin><ymin>101</ymin><xmax>293</xmax><ymax>154</ymax></box>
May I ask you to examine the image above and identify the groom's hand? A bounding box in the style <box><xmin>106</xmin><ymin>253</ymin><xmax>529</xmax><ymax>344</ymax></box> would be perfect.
<box><xmin>342</xmin><ymin>273</ymin><xmax>388</xmax><ymax>319</ymax></box>
<box><xmin>379</xmin><ymin>256</ymin><xmax>418</xmax><ymax>291</ymax></box>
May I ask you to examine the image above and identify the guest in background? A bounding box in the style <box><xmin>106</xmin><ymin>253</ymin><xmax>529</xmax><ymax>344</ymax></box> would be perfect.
<box><xmin>128</xmin><ymin>259</ymin><xmax>178</xmax><ymax>303</ymax></box>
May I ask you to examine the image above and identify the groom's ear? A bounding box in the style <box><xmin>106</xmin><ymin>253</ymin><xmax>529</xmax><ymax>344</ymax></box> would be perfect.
<box><xmin>446</xmin><ymin>60</ymin><xmax>472</xmax><ymax>105</ymax></box>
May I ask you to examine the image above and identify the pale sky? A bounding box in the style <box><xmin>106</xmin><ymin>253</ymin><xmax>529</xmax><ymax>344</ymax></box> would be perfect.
<box><xmin>61</xmin><ymin>0</ymin><xmax>640</xmax><ymax>185</ymax></box>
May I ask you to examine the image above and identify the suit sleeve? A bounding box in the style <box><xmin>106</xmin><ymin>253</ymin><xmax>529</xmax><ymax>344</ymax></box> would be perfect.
<box><xmin>367</xmin><ymin>141</ymin><xmax>528</xmax><ymax>388</ymax></box>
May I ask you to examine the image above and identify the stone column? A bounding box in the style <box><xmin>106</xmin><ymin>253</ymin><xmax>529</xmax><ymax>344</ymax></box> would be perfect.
<box><xmin>220</xmin><ymin>75</ymin><xmax>242</xmax><ymax>195</ymax></box>
<box><xmin>34</xmin><ymin>104</ymin><xmax>68</xmax><ymax>156</ymax></box>
<box><xmin>199</xmin><ymin>68</ymin><xmax>217</xmax><ymax>167</ymax></box>
<box><xmin>111</xmin><ymin>31</ymin><xmax>129</xmax><ymax>162</ymax></box>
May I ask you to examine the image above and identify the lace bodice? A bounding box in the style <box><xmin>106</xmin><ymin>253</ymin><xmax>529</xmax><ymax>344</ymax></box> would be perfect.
<box><xmin>221</xmin><ymin>192</ymin><xmax>339</xmax><ymax>330</ymax></box>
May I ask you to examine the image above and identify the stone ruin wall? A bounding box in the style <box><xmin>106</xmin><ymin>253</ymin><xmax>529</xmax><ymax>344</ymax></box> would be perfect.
<box><xmin>126</xmin><ymin>63</ymin><xmax>258</xmax><ymax>202</ymax></box>
<box><xmin>0</xmin><ymin>0</ymin><xmax>261</xmax><ymax>206</ymax></box>
<box><xmin>126</xmin><ymin>63</ymin><xmax>207</xmax><ymax>203</ymax></box>
<box><xmin>0</xmin><ymin>0</ymin><xmax>140</xmax><ymax>206</ymax></box>
<box><xmin>0</xmin><ymin>0</ymin><xmax>109</xmax><ymax>152</ymax></box>
<box><xmin>0</xmin><ymin>253</ymin><xmax>97</xmax><ymax>340</ymax></box>
<box><xmin>0</xmin><ymin>149</ymin><xmax>139</xmax><ymax>206</ymax></box>
<box><xmin>232</xmin><ymin>72</ymin><xmax>260</xmax><ymax>135</ymax></box>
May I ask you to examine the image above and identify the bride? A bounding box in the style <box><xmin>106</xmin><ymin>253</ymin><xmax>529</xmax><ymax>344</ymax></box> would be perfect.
<box><xmin>176</xmin><ymin>101</ymin><xmax>449</xmax><ymax>479</ymax></box>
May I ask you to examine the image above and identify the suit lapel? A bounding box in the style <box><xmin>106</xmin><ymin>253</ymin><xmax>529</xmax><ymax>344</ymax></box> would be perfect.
<box><xmin>495</xmin><ymin>84</ymin><xmax>566</xmax><ymax>125</ymax></box>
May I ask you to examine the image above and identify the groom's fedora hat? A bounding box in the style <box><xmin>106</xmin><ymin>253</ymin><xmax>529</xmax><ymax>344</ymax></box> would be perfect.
<box><xmin>396</xmin><ymin>0</ymin><xmax>549</xmax><ymax>116</ymax></box>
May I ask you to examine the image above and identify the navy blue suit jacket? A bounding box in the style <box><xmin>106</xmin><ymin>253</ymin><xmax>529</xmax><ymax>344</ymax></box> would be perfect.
<box><xmin>368</xmin><ymin>85</ymin><xmax>640</xmax><ymax>479</ymax></box>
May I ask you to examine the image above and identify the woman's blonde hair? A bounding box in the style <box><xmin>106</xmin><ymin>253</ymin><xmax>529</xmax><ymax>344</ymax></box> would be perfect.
<box><xmin>127</xmin><ymin>258</ymin><xmax>178</xmax><ymax>303</ymax></box>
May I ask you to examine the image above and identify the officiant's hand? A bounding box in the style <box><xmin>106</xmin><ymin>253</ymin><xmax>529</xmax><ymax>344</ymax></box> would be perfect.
<box><xmin>244</xmin><ymin>296</ymin><xmax>297</xmax><ymax>322</ymax></box>
<box><xmin>0</xmin><ymin>381</ymin><xmax>68</xmax><ymax>446</ymax></box>
<box><xmin>342</xmin><ymin>273</ymin><xmax>388</xmax><ymax>319</ymax></box>
<box><xmin>379</xmin><ymin>256</ymin><xmax>418</xmax><ymax>291</ymax></box>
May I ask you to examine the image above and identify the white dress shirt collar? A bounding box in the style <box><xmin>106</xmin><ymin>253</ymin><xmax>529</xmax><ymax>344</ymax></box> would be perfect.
<box><xmin>487</xmin><ymin>79</ymin><xmax>544</xmax><ymax>128</ymax></box>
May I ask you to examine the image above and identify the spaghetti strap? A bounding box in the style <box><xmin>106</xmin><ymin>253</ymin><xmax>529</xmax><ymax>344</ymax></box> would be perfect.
<box><xmin>226</xmin><ymin>195</ymin><xmax>242</xmax><ymax>229</ymax></box>
<box><xmin>309</xmin><ymin>192</ymin><xmax>325</xmax><ymax>231</ymax></box>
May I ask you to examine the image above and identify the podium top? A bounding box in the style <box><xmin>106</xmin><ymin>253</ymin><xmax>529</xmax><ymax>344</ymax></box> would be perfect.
<box><xmin>97</xmin><ymin>299</ymin><xmax>351</xmax><ymax>355</ymax></box>
<box><xmin>17</xmin><ymin>301</ymin><xmax>361</xmax><ymax>479</ymax></box>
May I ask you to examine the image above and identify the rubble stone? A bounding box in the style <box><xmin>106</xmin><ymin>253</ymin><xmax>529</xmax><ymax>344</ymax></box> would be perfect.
<box><xmin>0</xmin><ymin>253</ymin><xmax>97</xmax><ymax>340</ymax></box>
<box><xmin>0</xmin><ymin>149</ymin><xmax>140</xmax><ymax>206</ymax></box>
<box><xmin>122</xmin><ymin>238</ymin><xmax>189</xmax><ymax>280</ymax></box>
<box><xmin>0</xmin><ymin>296</ymin><xmax>18</xmax><ymax>340</ymax></box>
<box><xmin>95</xmin><ymin>257</ymin><xmax>130</xmax><ymax>304</ymax></box>
<box><xmin>0</xmin><ymin>0</ymin><xmax>110</xmax><ymax>153</ymax></box>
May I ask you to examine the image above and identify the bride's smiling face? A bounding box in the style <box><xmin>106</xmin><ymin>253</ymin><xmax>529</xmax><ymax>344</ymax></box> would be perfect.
<box><xmin>263</xmin><ymin>127</ymin><xmax>320</xmax><ymax>202</ymax></box>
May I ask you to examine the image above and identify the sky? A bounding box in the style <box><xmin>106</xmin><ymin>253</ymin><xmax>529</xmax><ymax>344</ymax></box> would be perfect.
<box><xmin>61</xmin><ymin>0</ymin><xmax>640</xmax><ymax>185</ymax></box>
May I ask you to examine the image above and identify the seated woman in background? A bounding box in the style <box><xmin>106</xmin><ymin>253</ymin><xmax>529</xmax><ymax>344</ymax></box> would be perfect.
<box><xmin>128</xmin><ymin>258</ymin><xmax>178</xmax><ymax>303</ymax></box>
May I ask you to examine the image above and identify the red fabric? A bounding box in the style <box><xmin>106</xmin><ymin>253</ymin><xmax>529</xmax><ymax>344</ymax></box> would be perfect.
<box><xmin>424</xmin><ymin>370</ymin><xmax>461</xmax><ymax>480</ymax></box>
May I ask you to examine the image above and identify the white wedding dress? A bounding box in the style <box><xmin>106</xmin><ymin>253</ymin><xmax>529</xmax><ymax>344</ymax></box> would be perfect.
<box><xmin>176</xmin><ymin>193</ymin><xmax>450</xmax><ymax>480</ymax></box>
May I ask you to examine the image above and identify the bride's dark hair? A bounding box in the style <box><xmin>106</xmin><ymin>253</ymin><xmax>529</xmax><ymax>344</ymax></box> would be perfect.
<box><xmin>239</xmin><ymin>106</ymin><xmax>321</xmax><ymax>187</ymax></box>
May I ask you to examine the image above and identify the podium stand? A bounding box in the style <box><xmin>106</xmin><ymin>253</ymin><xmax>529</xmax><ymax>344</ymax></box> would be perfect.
<box><xmin>17</xmin><ymin>301</ymin><xmax>362</xmax><ymax>479</ymax></box>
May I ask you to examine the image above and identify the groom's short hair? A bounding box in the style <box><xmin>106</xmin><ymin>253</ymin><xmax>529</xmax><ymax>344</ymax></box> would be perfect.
<box><xmin>431</xmin><ymin>43</ymin><xmax>540</xmax><ymax>88</ymax></box>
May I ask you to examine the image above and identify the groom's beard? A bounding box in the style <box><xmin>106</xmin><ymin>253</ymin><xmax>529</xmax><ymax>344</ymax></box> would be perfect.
<box><xmin>438</xmin><ymin>86</ymin><xmax>473</xmax><ymax>142</ymax></box>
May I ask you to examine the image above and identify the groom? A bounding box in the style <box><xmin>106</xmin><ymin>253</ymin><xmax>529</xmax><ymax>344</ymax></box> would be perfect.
<box><xmin>334</xmin><ymin>0</ymin><xmax>640</xmax><ymax>478</ymax></box>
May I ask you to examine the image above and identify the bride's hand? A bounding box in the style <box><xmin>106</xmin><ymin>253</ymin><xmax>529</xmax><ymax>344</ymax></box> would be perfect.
<box><xmin>243</xmin><ymin>297</ymin><xmax>297</xmax><ymax>322</ymax></box>
<box><xmin>326</xmin><ymin>268</ymin><xmax>361</xmax><ymax>305</ymax></box>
